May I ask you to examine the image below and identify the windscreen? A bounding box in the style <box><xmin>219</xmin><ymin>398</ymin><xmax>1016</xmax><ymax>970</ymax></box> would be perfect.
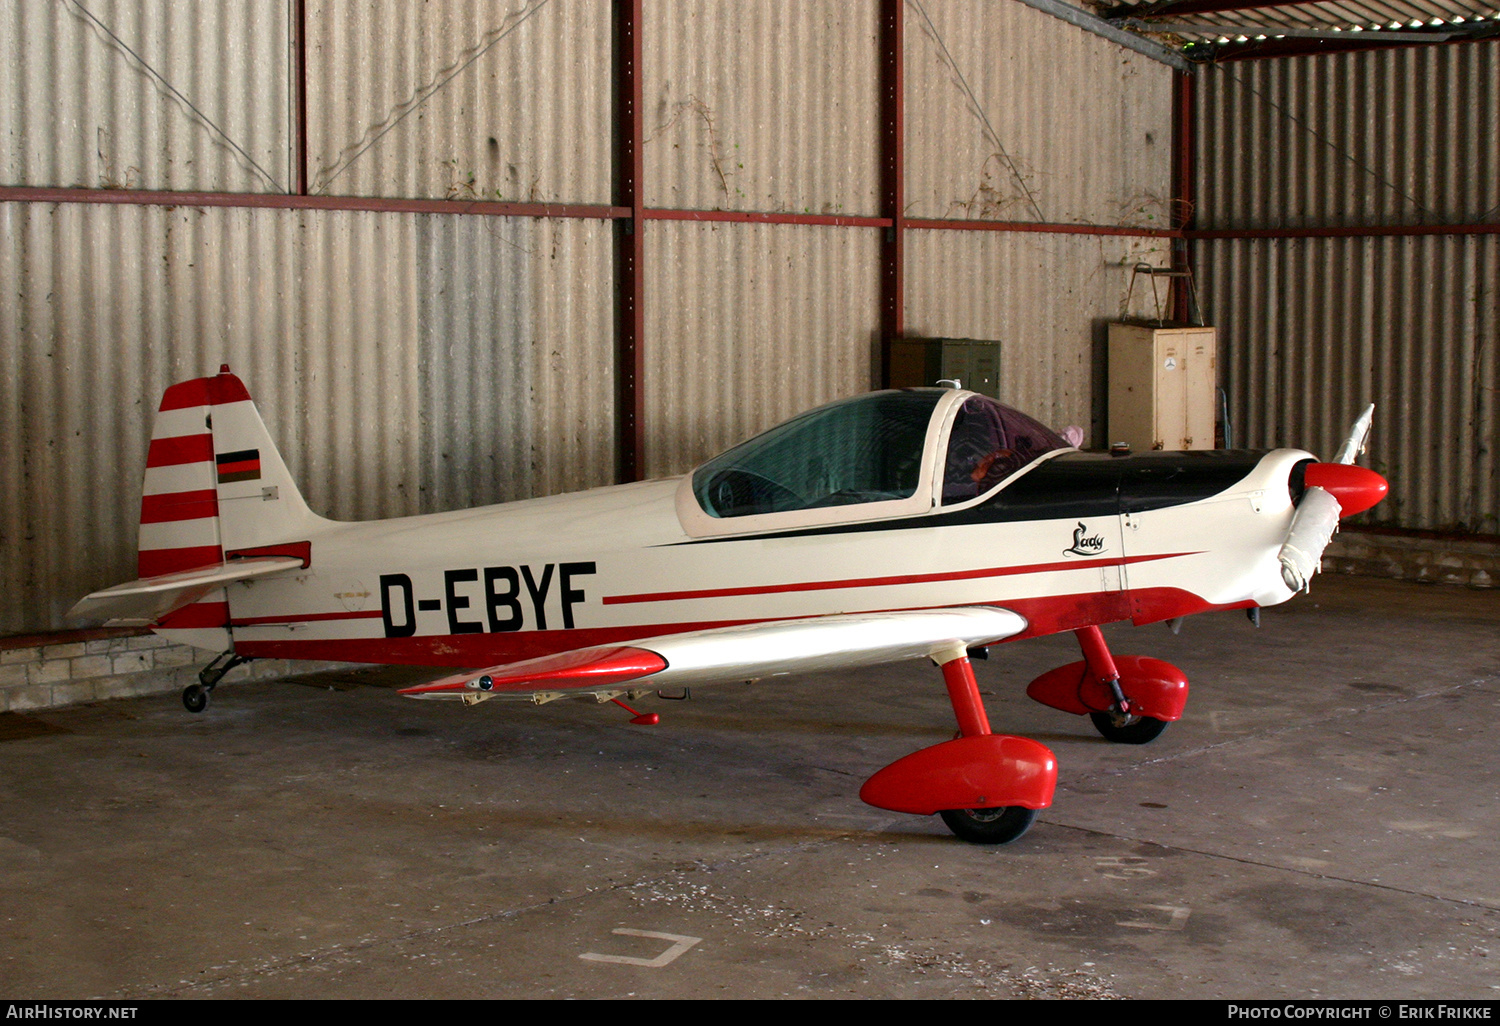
<box><xmin>693</xmin><ymin>390</ymin><xmax>945</xmax><ymax>519</ymax></box>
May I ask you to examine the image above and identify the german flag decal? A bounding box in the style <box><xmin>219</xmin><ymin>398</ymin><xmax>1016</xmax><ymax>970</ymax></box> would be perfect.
<box><xmin>216</xmin><ymin>449</ymin><xmax>262</xmax><ymax>483</ymax></box>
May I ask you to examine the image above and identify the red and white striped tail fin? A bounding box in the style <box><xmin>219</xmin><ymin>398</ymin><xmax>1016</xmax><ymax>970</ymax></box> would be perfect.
<box><xmin>137</xmin><ymin>365</ymin><xmax>322</xmax><ymax>649</ymax></box>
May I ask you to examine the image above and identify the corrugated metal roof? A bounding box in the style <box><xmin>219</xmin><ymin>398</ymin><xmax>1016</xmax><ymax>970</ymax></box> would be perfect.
<box><xmin>1093</xmin><ymin>0</ymin><xmax>1500</xmax><ymax>58</ymax></box>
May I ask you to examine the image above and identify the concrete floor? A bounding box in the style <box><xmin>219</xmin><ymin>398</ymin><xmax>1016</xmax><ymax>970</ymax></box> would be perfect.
<box><xmin>1</xmin><ymin>575</ymin><xmax>1497</xmax><ymax>1000</ymax></box>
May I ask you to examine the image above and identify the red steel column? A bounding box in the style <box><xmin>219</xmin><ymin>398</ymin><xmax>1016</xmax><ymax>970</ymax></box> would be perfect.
<box><xmin>614</xmin><ymin>0</ymin><xmax>646</xmax><ymax>482</ymax></box>
<box><xmin>878</xmin><ymin>0</ymin><xmax>905</xmax><ymax>385</ymax></box>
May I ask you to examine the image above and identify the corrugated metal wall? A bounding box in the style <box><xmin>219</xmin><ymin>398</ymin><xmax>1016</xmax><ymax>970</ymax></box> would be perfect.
<box><xmin>2</xmin><ymin>1</ymin><xmax>1177</xmax><ymax>634</ymax></box>
<box><xmin>1194</xmin><ymin>41</ymin><xmax>1500</xmax><ymax>230</ymax></box>
<box><xmin>308</xmin><ymin>0</ymin><xmax>612</xmax><ymax>201</ymax></box>
<box><xmin>417</xmin><ymin>214</ymin><xmax>616</xmax><ymax>507</ymax></box>
<box><xmin>0</xmin><ymin>201</ymin><xmax>614</xmax><ymax>631</ymax></box>
<box><xmin>643</xmin><ymin>221</ymin><xmax>881</xmax><ymax>476</ymax></box>
<box><xmin>1</xmin><ymin>0</ymin><xmax>292</xmax><ymax>193</ymax></box>
<box><xmin>906</xmin><ymin>229</ymin><xmax>1173</xmax><ymax>440</ymax></box>
<box><xmin>1199</xmin><ymin>234</ymin><xmax>1499</xmax><ymax>533</ymax></box>
<box><xmin>642</xmin><ymin>0</ymin><xmax>881</xmax><ymax>215</ymax></box>
<box><xmin>905</xmin><ymin>0</ymin><xmax>1174</xmax><ymax>227</ymax></box>
<box><xmin>1193</xmin><ymin>41</ymin><xmax>1500</xmax><ymax>534</ymax></box>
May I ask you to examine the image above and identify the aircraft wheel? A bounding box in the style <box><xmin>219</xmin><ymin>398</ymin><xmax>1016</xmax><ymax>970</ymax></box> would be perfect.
<box><xmin>182</xmin><ymin>684</ymin><xmax>209</xmax><ymax>714</ymax></box>
<box><xmin>1089</xmin><ymin>711</ymin><xmax>1166</xmax><ymax>744</ymax></box>
<box><xmin>939</xmin><ymin>806</ymin><xmax>1036</xmax><ymax>844</ymax></box>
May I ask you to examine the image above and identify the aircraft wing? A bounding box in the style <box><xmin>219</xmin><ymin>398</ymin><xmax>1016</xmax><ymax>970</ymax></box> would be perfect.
<box><xmin>398</xmin><ymin>606</ymin><xmax>1026</xmax><ymax>704</ymax></box>
<box><xmin>67</xmin><ymin>556</ymin><xmax>307</xmax><ymax>627</ymax></box>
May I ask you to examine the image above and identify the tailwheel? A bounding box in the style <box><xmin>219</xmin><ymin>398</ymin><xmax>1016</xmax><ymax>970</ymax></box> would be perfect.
<box><xmin>181</xmin><ymin>683</ymin><xmax>210</xmax><ymax>714</ymax></box>
<box><xmin>181</xmin><ymin>651</ymin><xmax>253</xmax><ymax>714</ymax></box>
<box><xmin>939</xmin><ymin>806</ymin><xmax>1037</xmax><ymax>845</ymax></box>
<box><xmin>1089</xmin><ymin>710</ymin><xmax>1168</xmax><ymax>745</ymax></box>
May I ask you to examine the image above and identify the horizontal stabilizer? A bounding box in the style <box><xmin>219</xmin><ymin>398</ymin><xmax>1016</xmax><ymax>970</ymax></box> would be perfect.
<box><xmin>400</xmin><ymin>606</ymin><xmax>1026</xmax><ymax>703</ymax></box>
<box><xmin>68</xmin><ymin>556</ymin><xmax>306</xmax><ymax>627</ymax></box>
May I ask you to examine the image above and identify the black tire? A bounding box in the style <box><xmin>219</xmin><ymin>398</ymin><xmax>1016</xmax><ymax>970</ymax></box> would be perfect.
<box><xmin>939</xmin><ymin>806</ymin><xmax>1037</xmax><ymax>844</ymax></box>
<box><xmin>1089</xmin><ymin>711</ymin><xmax>1167</xmax><ymax>744</ymax></box>
<box><xmin>182</xmin><ymin>684</ymin><xmax>209</xmax><ymax>714</ymax></box>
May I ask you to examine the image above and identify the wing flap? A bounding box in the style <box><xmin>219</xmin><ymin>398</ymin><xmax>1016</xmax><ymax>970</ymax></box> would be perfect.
<box><xmin>67</xmin><ymin>556</ymin><xmax>306</xmax><ymax>627</ymax></box>
<box><xmin>399</xmin><ymin>606</ymin><xmax>1026</xmax><ymax>702</ymax></box>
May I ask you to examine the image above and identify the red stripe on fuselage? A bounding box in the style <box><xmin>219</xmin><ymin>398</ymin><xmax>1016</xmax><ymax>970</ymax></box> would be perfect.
<box><xmin>140</xmin><ymin>489</ymin><xmax>219</xmax><ymax>523</ymax></box>
<box><xmin>601</xmin><ymin>553</ymin><xmax>1198</xmax><ymax>606</ymax></box>
<box><xmin>233</xmin><ymin>617</ymin><xmax>763</xmax><ymax>667</ymax></box>
<box><xmin>231</xmin><ymin>609</ymin><xmax>384</xmax><ymax>626</ymax></box>
<box><xmin>146</xmin><ymin>434</ymin><xmax>214</xmax><ymax>468</ymax></box>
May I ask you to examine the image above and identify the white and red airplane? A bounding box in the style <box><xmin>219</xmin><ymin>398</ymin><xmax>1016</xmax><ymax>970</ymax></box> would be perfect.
<box><xmin>72</xmin><ymin>367</ymin><xmax>1387</xmax><ymax>843</ymax></box>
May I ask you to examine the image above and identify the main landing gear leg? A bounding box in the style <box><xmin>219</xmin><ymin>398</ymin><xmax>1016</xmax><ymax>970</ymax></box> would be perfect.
<box><xmin>859</xmin><ymin>642</ymin><xmax>1057</xmax><ymax>845</ymax></box>
<box><xmin>936</xmin><ymin>648</ymin><xmax>1039</xmax><ymax>843</ymax></box>
<box><xmin>182</xmin><ymin>651</ymin><xmax>253</xmax><ymax>713</ymax></box>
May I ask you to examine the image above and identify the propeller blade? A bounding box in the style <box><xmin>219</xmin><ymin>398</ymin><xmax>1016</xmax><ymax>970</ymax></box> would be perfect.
<box><xmin>1332</xmin><ymin>404</ymin><xmax>1375</xmax><ymax>465</ymax></box>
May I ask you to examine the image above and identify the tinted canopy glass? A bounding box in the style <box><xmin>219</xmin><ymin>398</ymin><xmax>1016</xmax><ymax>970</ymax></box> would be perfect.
<box><xmin>693</xmin><ymin>390</ymin><xmax>944</xmax><ymax>519</ymax></box>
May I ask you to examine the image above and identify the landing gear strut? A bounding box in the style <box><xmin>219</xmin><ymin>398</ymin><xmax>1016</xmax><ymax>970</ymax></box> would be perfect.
<box><xmin>182</xmin><ymin>651</ymin><xmax>253</xmax><ymax>713</ymax></box>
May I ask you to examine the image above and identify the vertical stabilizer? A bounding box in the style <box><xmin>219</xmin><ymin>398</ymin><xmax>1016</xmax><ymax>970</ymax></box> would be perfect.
<box><xmin>137</xmin><ymin>366</ymin><xmax>323</xmax><ymax>649</ymax></box>
<box><xmin>204</xmin><ymin>374</ymin><xmax>322</xmax><ymax>552</ymax></box>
